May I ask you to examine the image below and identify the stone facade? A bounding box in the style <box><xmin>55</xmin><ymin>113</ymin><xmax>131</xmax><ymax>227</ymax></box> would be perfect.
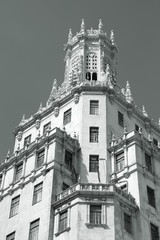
<box><xmin>0</xmin><ymin>20</ymin><xmax>160</xmax><ymax>240</ymax></box>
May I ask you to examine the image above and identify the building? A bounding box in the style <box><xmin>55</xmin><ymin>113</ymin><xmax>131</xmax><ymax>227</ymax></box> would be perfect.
<box><xmin>0</xmin><ymin>19</ymin><xmax>160</xmax><ymax>240</ymax></box>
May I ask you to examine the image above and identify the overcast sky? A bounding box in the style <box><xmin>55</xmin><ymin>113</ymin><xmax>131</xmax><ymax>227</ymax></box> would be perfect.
<box><xmin>0</xmin><ymin>0</ymin><xmax>160</xmax><ymax>160</ymax></box>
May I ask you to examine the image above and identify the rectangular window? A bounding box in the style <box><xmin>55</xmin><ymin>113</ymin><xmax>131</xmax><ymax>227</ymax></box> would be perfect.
<box><xmin>124</xmin><ymin>212</ymin><xmax>132</xmax><ymax>234</ymax></box>
<box><xmin>43</xmin><ymin>122</ymin><xmax>51</xmax><ymax>134</ymax></box>
<box><xmin>33</xmin><ymin>182</ymin><xmax>43</xmax><ymax>205</ymax></box>
<box><xmin>65</xmin><ymin>150</ymin><xmax>73</xmax><ymax>171</ymax></box>
<box><xmin>116</xmin><ymin>152</ymin><xmax>125</xmax><ymax>172</ymax></box>
<box><xmin>62</xmin><ymin>183</ymin><xmax>70</xmax><ymax>191</ymax></box>
<box><xmin>29</xmin><ymin>219</ymin><xmax>39</xmax><ymax>240</ymax></box>
<box><xmin>147</xmin><ymin>186</ymin><xmax>156</xmax><ymax>208</ymax></box>
<box><xmin>118</xmin><ymin>111</ymin><xmax>124</xmax><ymax>127</ymax></box>
<box><xmin>36</xmin><ymin>150</ymin><xmax>45</xmax><ymax>169</ymax></box>
<box><xmin>10</xmin><ymin>195</ymin><xmax>20</xmax><ymax>218</ymax></box>
<box><xmin>150</xmin><ymin>223</ymin><xmax>159</xmax><ymax>240</ymax></box>
<box><xmin>135</xmin><ymin>124</ymin><xmax>139</xmax><ymax>132</ymax></box>
<box><xmin>90</xmin><ymin>100</ymin><xmax>99</xmax><ymax>115</ymax></box>
<box><xmin>89</xmin><ymin>155</ymin><xmax>99</xmax><ymax>172</ymax></box>
<box><xmin>153</xmin><ymin>138</ymin><xmax>158</xmax><ymax>146</ymax></box>
<box><xmin>15</xmin><ymin>163</ymin><xmax>23</xmax><ymax>182</ymax></box>
<box><xmin>90</xmin><ymin>205</ymin><xmax>101</xmax><ymax>224</ymax></box>
<box><xmin>24</xmin><ymin>134</ymin><xmax>31</xmax><ymax>147</ymax></box>
<box><xmin>6</xmin><ymin>232</ymin><xmax>15</xmax><ymax>240</ymax></box>
<box><xmin>63</xmin><ymin>109</ymin><xmax>71</xmax><ymax>125</ymax></box>
<box><xmin>90</xmin><ymin>127</ymin><xmax>99</xmax><ymax>142</ymax></box>
<box><xmin>59</xmin><ymin>211</ymin><xmax>67</xmax><ymax>232</ymax></box>
<box><xmin>145</xmin><ymin>153</ymin><xmax>152</xmax><ymax>173</ymax></box>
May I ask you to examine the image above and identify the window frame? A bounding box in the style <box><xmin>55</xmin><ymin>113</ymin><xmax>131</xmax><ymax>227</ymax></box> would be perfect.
<box><xmin>36</xmin><ymin>149</ymin><xmax>45</xmax><ymax>169</ymax></box>
<box><xmin>90</xmin><ymin>100</ymin><xmax>99</xmax><ymax>115</ymax></box>
<box><xmin>147</xmin><ymin>186</ymin><xmax>156</xmax><ymax>208</ymax></box>
<box><xmin>116</xmin><ymin>151</ymin><xmax>125</xmax><ymax>172</ymax></box>
<box><xmin>118</xmin><ymin>111</ymin><xmax>124</xmax><ymax>127</ymax></box>
<box><xmin>89</xmin><ymin>155</ymin><xmax>99</xmax><ymax>172</ymax></box>
<box><xmin>6</xmin><ymin>231</ymin><xmax>15</xmax><ymax>240</ymax></box>
<box><xmin>14</xmin><ymin>162</ymin><xmax>23</xmax><ymax>182</ymax></box>
<box><xmin>145</xmin><ymin>152</ymin><xmax>152</xmax><ymax>173</ymax></box>
<box><xmin>33</xmin><ymin>182</ymin><xmax>43</xmax><ymax>205</ymax></box>
<box><xmin>63</xmin><ymin>108</ymin><xmax>72</xmax><ymax>125</ymax></box>
<box><xmin>90</xmin><ymin>127</ymin><xmax>99</xmax><ymax>143</ymax></box>
<box><xmin>59</xmin><ymin>210</ymin><xmax>68</xmax><ymax>233</ymax></box>
<box><xmin>124</xmin><ymin>212</ymin><xmax>132</xmax><ymax>234</ymax></box>
<box><xmin>90</xmin><ymin>205</ymin><xmax>102</xmax><ymax>224</ymax></box>
<box><xmin>150</xmin><ymin>222</ymin><xmax>159</xmax><ymax>240</ymax></box>
<box><xmin>43</xmin><ymin>122</ymin><xmax>51</xmax><ymax>134</ymax></box>
<box><xmin>24</xmin><ymin>134</ymin><xmax>31</xmax><ymax>148</ymax></box>
<box><xmin>29</xmin><ymin>219</ymin><xmax>40</xmax><ymax>240</ymax></box>
<box><xmin>64</xmin><ymin>150</ymin><xmax>73</xmax><ymax>171</ymax></box>
<box><xmin>10</xmin><ymin>195</ymin><xmax>20</xmax><ymax>218</ymax></box>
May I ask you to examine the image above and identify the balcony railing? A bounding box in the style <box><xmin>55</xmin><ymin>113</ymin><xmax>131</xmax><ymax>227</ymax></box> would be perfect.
<box><xmin>56</xmin><ymin>183</ymin><xmax>136</xmax><ymax>205</ymax></box>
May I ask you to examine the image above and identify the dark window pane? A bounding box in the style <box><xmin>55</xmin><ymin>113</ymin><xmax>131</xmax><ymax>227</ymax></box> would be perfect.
<box><xmin>147</xmin><ymin>186</ymin><xmax>156</xmax><ymax>208</ymax></box>
<box><xmin>90</xmin><ymin>127</ymin><xmax>99</xmax><ymax>142</ymax></box>
<box><xmin>118</xmin><ymin>111</ymin><xmax>124</xmax><ymax>127</ymax></box>
<box><xmin>90</xmin><ymin>205</ymin><xmax>101</xmax><ymax>224</ymax></box>
<box><xmin>124</xmin><ymin>212</ymin><xmax>132</xmax><ymax>234</ymax></box>
<box><xmin>64</xmin><ymin>109</ymin><xmax>71</xmax><ymax>125</ymax></box>
<box><xmin>116</xmin><ymin>152</ymin><xmax>125</xmax><ymax>172</ymax></box>
<box><xmin>89</xmin><ymin>155</ymin><xmax>99</xmax><ymax>172</ymax></box>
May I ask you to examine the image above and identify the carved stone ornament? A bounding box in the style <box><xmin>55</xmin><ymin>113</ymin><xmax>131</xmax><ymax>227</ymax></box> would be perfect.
<box><xmin>54</xmin><ymin>107</ymin><xmax>59</xmax><ymax>117</ymax></box>
<box><xmin>35</xmin><ymin>119</ymin><xmax>41</xmax><ymax>130</ymax></box>
<box><xmin>17</xmin><ymin>131</ymin><xmax>23</xmax><ymax>141</ymax></box>
<box><xmin>74</xmin><ymin>93</ymin><xmax>80</xmax><ymax>104</ymax></box>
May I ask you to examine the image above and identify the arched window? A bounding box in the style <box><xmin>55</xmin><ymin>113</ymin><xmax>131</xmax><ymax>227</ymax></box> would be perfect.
<box><xmin>86</xmin><ymin>72</ymin><xmax>91</xmax><ymax>80</ymax></box>
<box><xmin>92</xmin><ymin>72</ymin><xmax>97</xmax><ymax>81</ymax></box>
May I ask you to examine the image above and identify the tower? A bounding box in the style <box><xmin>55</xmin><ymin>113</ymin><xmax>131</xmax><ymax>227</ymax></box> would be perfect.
<box><xmin>0</xmin><ymin>20</ymin><xmax>160</xmax><ymax>240</ymax></box>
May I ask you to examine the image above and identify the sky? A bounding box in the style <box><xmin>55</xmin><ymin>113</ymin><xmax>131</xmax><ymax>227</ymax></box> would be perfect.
<box><xmin>0</xmin><ymin>0</ymin><xmax>160</xmax><ymax>160</ymax></box>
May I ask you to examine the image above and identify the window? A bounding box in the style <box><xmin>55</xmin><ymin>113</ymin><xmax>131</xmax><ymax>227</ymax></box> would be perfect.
<box><xmin>150</xmin><ymin>223</ymin><xmax>159</xmax><ymax>240</ymax></box>
<box><xmin>90</xmin><ymin>205</ymin><xmax>101</xmax><ymax>224</ymax></box>
<box><xmin>10</xmin><ymin>195</ymin><xmax>20</xmax><ymax>218</ymax></box>
<box><xmin>63</xmin><ymin>109</ymin><xmax>71</xmax><ymax>125</ymax></box>
<box><xmin>89</xmin><ymin>155</ymin><xmax>99</xmax><ymax>172</ymax></box>
<box><xmin>90</xmin><ymin>100</ymin><xmax>99</xmax><ymax>115</ymax></box>
<box><xmin>43</xmin><ymin>122</ymin><xmax>51</xmax><ymax>134</ymax></box>
<box><xmin>59</xmin><ymin>211</ymin><xmax>67</xmax><ymax>232</ymax></box>
<box><xmin>135</xmin><ymin>124</ymin><xmax>139</xmax><ymax>132</ymax></box>
<box><xmin>33</xmin><ymin>182</ymin><xmax>43</xmax><ymax>205</ymax></box>
<box><xmin>36</xmin><ymin>150</ymin><xmax>45</xmax><ymax>169</ymax></box>
<box><xmin>153</xmin><ymin>138</ymin><xmax>158</xmax><ymax>147</ymax></box>
<box><xmin>15</xmin><ymin>163</ymin><xmax>23</xmax><ymax>182</ymax></box>
<box><xmin>6</xmin><ymin>232</ymin><xmax>15</xmax><ymax>240</ymax></box>
<box><xmin>116</xmin><ymin>152</ymin><xmax>125</xmax><ymax>172</ymax></box>
<box><xmin>147</xmin><ymin>186</ymin><xmax>156</xmax><ymax>208</ymax></box>
<box><xmin>65</xmin><ymin>150</ymin><xmax>73</xmax><ymax>171</ymax></box>
<box><xmin>62</xmin><ymin>183</ymin><xmax>70</xmax><ymax>191</ymax></box>
<box><xmin>124</xmin><ymin>212</ymin><xmax>132</xmax><ymax>234</ymax></box>
<box><xmin>145</xmin><ymin>153</ymin><xmax>152</xmax><ymax>173</ymax></box>
<box><xmin>118</xmin><ymin>111</ymin><xmax>124</xmax><ymax>127</ymax></box>
<box><xmin>24</xmin><ymin>134</ymin><xmax>31</xmax><ymax>147</ymax></box>
<box><xmin>90</xmin><ymin>127</ymin><xmax>99</xmax><ymax>142</ymax></box>
<box><xmin>0</xmin><ymin>175</ymin><xmax>2</xmax><ymax>188</ymax></box>
<box><xmin>29</xmin><ymin>219</ymin><xmax>39</xmax><ymax>240</ymax></box>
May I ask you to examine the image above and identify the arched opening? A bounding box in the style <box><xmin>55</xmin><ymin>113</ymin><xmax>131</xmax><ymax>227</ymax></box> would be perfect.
<box><xmin>92</xmin><ymin>72</ymin><xmax>97</xmax><ymax>81</ymax></box>
<box><xmin>86</xmin><ymin>72</ymin><xmax>91</xmax><ymax>80</ymax></box>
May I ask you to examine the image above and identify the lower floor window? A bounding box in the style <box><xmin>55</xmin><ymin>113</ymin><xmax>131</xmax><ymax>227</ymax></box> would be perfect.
<box><xmin>59</xmin><ymin>211</ymin><xmax>68</xmax><ymax>232</ymax></box>
<box><xmin>90</xmin><ymin>205</ymin><xmax>101</xmax><ymax>224</ymax></box>
<box><xmin>6</xmin><ymin>232</ymin><xmax>15</xmax><ymax>240</ymax></box>
<box><xmin>150</xmin><ymin>223</ymin><xmax>159</xmax><ymax>240</ymax></box>
<box><xmin>29</xmin><ymin>219</ymin><xmax>39</xmax><ymax>240</ymax></box>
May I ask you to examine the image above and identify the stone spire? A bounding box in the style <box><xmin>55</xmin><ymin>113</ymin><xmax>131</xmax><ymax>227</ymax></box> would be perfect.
<box><xmin>98</xmin><ymin>19</ymin><xmax>103</xmax><ymax>32</ymax></box>
<box><xmin>110</xmin><ymin>30</ymin><xmax>115</xmax><ymax>45</ymax></box>
<box><xmin>80</xmin><ymin>19</ymin><xmax>85</xmax><ymax>34</ymax></box>
<box><xmin>125</xmin><ymin>81</ymin><xmax>133</xmax><ymax>103</ymax></box>
<box><xmin>142</xmin><ymin>105</ymin><xmax>148</xmax><ymax>117</ymax></box>
<box><xmin>68</xmin><ymin>28</ymin><xmax>73</xmax><ymax>44</ymax></box>
<box><xmin>19</xmin><ymin>114</ymin><xmax>25</xmax><ymax>126</ymax></box>
<box><xmin>47</xmin><ymin>79</ymin><xmax>58</xmax><ymax>106</ymax></box>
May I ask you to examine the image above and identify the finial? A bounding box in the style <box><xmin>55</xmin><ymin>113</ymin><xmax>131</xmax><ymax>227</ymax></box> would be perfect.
<box><xmin>38</xmin><ymin>103</ymin><xmax>43</xmax><ymax>112</ymax></box>
<box><xmin>80</xmin><ymin>19</ymin><xmax>85</xmax><ymax>33</ymax></box>
<box><xmin>142</xmin><ymin>105</ymin><xmax>148</xmax><ymax>117</ymax></box>
<box><xmin>68</xmin><ymin>28</ymin><xmax>72</xmax><ymax>44</ymax></box>
<box><xmin>148</xmin><ymin>134</ymin><xmax>152</xmax><ymax>142</ymax></box>
<box><xmin>17</xmin><ymin>143</ymin><xmax>20</xmax><ymax>151</ymax></box>
<box><xmin>110</xmin><ymin>30</ymin><xmax>114</xmax><ymax>45</ymax></box>
<box><xmin>98</xmin><ymin>19</ymin><xmax>103</xmax><ymax>31</ymax></box>
<box><xmin>111</xmin><ymin>132</ymin><xmax>115</xmax><ymax>141</ymax></box>
<box><xmin>125</xmin><ymin>81</ymin><xmax>133</xmax><ymax>103</ymax></box>
<box><xmin>158</xmin><ymin>118</ymin><xmax>160</xmax><ymax>127</ymax></box>
<box><xmin>6</xmin><ymin>149</ymin><xmax>10</xmax><ymax>159</ymax></box>
<box><xmin>123</xmin><ymin>126</ymin><xmax>127</xmax><ymax>134</ymax></box>
<box><xmin>19</xmin><ymin>114</ymin><xmax>25</xmax><ymax>125</ymax></box>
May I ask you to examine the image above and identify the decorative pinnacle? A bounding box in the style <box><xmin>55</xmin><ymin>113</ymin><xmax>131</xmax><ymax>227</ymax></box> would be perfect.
<box><xmin>110</xmin><ymin>30</ymin><xmax>115</xmax><ymax>45</ymax></box>
<box><xmin>19</xmin><ymin>114</ymin><xmax>25</xmax><ymax>125</ymax></box>
<box><xmin>6</xmin><ymin>149</ymin><xmax>10</xmax><ymax>159</ymax></box>
<box><xmin>142</xmin><ymin>105</ymin><xmax>148</xmax><ymax>117</ymax></box>
<box><xmin>125</xmin><ymin>81</ymin><xmax>133</xmax><ymax>103</ymax></box>
<box><xmin>68</xmin><ymin>28</ymin><xmax>72</xmax><ymax>44</ymax></box>
<box><xmin>80</xmin><ymin>19</ymin><xmax>85</xmax><ymax>33</ymax></box>
<box><xmin>38</xmin><ymin>103</ymin><xmax>43</xmax><ymax>112</ymax></box>
<box><xmin>158</xmin><ymin>118</ymin><xmax>160</xmax><ymax>127</ymax></box>
<box><xmin>98</xmin><ymin>19</ymin><xmax>103</xmax><ymax>31</ymax></box>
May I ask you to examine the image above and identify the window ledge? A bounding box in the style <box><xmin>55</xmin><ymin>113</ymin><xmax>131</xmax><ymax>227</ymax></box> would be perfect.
<box><xmin>85</xmin><ymin>223</ymin><xmax>108</xmax><ymax>229</ymax></box>
<box><xmin>55</xmin><ymin>227</ymin><xmax>71</xmax><ymax>237</ymax></box>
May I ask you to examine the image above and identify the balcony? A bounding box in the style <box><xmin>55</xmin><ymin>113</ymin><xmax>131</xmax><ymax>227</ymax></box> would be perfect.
<box><xmin>55</xmin><ymin>183</ymin><xmax>137</xmax><ymax>206</ymax></box>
